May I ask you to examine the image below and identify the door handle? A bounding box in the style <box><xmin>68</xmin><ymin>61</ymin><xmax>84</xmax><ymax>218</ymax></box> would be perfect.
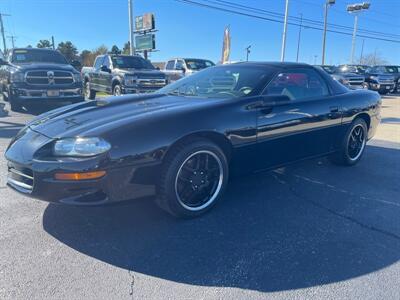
<box><xmin>330</xmin><ymin>106</ymin><xmax>339</xmax><ymax>113</ymax></box>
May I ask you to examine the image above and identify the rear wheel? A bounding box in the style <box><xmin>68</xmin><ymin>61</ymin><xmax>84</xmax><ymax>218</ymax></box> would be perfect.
<box><xmin>85</xmin><ymin>81</ymin><xmax>96</xmax><ymax>100</ymax></box>
<box><xmin>157</xmin><ymin>138</ymin><xmax>229</xmax><ymax>218</ymax></box>
<box><xmin>330</xmin><ymin>118</ymin><xmax>367</xmax><ymax>166</ymax></box>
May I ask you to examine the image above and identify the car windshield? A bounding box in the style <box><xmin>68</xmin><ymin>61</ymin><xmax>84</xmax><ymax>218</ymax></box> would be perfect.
<box><xmin>339</xmin><ymin>65</ymin><xmax>366</xmax><ymax>74</ymax></box>
<box><xmin>111</xmin><ymin>56</ymin><xmax>155</xmax><ymax>70</ymax></box>
<box><xmin>11</xmin><ymin>49</ymin><xmax>67</xmax><ymax>64</ymax></box>
<box><xmin>158</xmin><ymin>65</ymin><xmax>274</xmax><ymax>99</ymax></box>
<box><xmin>321</xmin><ymin>66</ymin><xmax>337</xmax><ymax>74</ymax></box>
<box><xmin>384</xmin><ymin>66</ymin><xmax>399</xmax><ymax>73</ymax></box>
<box><xmin>184</xmin><ymin>59</ymin><xmax>215</xmax><ymax>70</ymax></box>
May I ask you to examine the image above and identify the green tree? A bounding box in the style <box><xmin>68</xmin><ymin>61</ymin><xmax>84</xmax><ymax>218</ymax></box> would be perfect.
<box><xmin>110</xmin><ymin>45</ymin><xmax>121</xmax><ymax>55</ymax></box>
<box><xmin>122</xmin><ymin>41</ymin><xmax>130</xmax><ymax>55</ymax></box>
<box><xmin>37</xmin><ymin>39</ymin><xmax>52</xmax><ymax>48</ymax></box>
<box><xmin>57</xmin><ymin>41</ymin><xmax>78</xmax><ymax>62</ymax></box>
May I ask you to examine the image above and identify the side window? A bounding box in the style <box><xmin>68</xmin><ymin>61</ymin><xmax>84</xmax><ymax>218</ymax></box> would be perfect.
<box><xmin>264</xmin><ymin>69</ymin><xmax>329</xmax><ymax>101</ymax></box>
<box><xmin>175</xmin><ymin>60</ymin><xmax>184</xmax><ymax>70</ymax></box>
<box><xmin>102</xmin><ymin>56</ymin><xmax>111</xmax><ymax>68</ymax></box>
<box><xmin>94</xmin><ymin>56</ymin><xmax>104</xmax><ymax>69</ymax></box>
<box><xmin>165</xmin><ymin>60</ymin><xmax>175</xmax><ymax>70</ymax></box>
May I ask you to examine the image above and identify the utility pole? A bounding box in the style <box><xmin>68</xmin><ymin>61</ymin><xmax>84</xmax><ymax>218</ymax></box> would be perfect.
<box><xmin>314</xmin><ymin>55</ymin><xmax>318</xmax><ymax>65</ymax></box>
<box><xmin>296</xmin><ymin>14</ymin><xmax>303</xmax><ymax>63</ymax></box>
<box><xmin>245</xmin><ymin>45</ymin><xmax>251</xmax><ymax>61</ymax></box>
<box><xmin>321</xmin><ymin>0</ymin><xmax>335</xmax><ymax>65</ymax></box>
<box><xmin>128</xmin><ymin>0</ymin><xmax>135</xmax><ymax>55</ymax></box>
<box><xmin>51</xmin><ymin>36</ymin><xmax>55</xmax><ymax>49</ymax></box>
<box><xmin>280</xmin><ymin>0</ymin><xmax>289</xmax><ymax>62</ymax></box>
<box><xmin>350</xmin><ymin>14</ymin><xmax>358</xmax><ymax>64</ymax></box>
<box><xmin>7</xmin><ymin>35</ymin><xmax>16</xmax><ymax>48</ymax></box>
<box><xmin>0</xmin><ymin>13</ymin><xmax>10</xmax><ymax>54</ymax></box>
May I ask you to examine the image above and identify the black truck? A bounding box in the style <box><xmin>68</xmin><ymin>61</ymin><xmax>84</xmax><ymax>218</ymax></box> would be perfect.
<box><xmin>0</xmin><ymin>48</ymin><xmax>84</xmax><ymax>111</ymax></box>
<box><xmin>369</xmin><ymin>65</ymin><xmax>400</xmax><ymax>93</ymax></box>
<box><xmin>81</xmin><ymin>54</ymin><xmax>167</xmax><ymax>99</ymax></box>
<box><xmin>364</xmin><ymin>66</ymin><xmax>396</xmax><ymax>94</ymax></box>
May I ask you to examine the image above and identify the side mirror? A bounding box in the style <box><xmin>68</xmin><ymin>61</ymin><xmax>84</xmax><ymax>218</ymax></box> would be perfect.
<box><xmin>100</xmin><ymin>65</ymin><xmax>111</xmax><ymax>73</ymax></box>
<box><xmin>176</xmin><ymin>66</ymin><xmax>186</xmax><ymax>73</ymax></box>
<box><xmin>0</xmin><ymin>58</ymin><xmax>9</xmax><ymax>66</ymax></box>
<box><xmin>70</xmin><ymin>60</ymin><xmax>82</xmax><ymax>70</ymax></box>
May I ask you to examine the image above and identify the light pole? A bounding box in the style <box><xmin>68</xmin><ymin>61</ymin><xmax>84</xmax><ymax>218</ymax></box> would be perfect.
<box><xmin>296</xmin><ymin>14</ymin><xmax>303</xmax><ymax>63</ymax></box>
<box><xmin>128</xmin><ymin>0</ymin><xmax>135</xmax><ymax>55</ymax></box>
<box><xmin>347</xmin><ymin>2</ymin><xmax>370</xmax><ymax>64</ymax></box>
<box><xmin>321</xmin><ymin>0</ymin><xmax>335</xmax><ymax>65</ymax></box>
<box><xmin>280</xmin><ymin>0</ymin><xmax>289</xmax><ymax>62</ymax></box>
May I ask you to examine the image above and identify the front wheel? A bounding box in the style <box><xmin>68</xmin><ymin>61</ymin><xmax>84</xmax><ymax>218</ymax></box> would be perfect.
<box><xmin>9</xmin><ymin>95</ymin><xmax>23</xmax><ymax>112</ymax></box>
<box><xmin>113</xmin><ymin>84</ymin><xmax>122</xmax><ymax>96</ymax></box>
<box><xmin>157</xmin><ymin>138</ymin><xmax>229</xmax><ymax>218</ymax></box>
<box><xmin>330</xmin><ymin>118</ymin><xmax>367</xmax><ymax>166</ymax></box>
<box><xmin>85</xmin><ymin>81</ymin><xmax>96</xmax><ymax>100</ymax></box>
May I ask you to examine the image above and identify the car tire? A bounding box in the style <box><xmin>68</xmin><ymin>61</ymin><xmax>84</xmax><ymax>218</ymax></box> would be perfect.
<box><xmin>9</xmin><ymin>95</ymin><xmax>23</xmax><ymax>112</ymax></box>
<box><xmin>156</xmin><ymin>138</ymin><xmax>229</xmax><ymax>218</ymax></box>
<box><xmin>85</xmin><ymin>81</ymin><xmax>96</xmax><ymax>100</ymax></box>
<box><xmin>379</xmin><ymin>90</ymin><xmax>388</xmax><ymax>95</ymax></box>
<box><xmin>329</xmin><ymin>118</ymin><xmax>368</xmax><ymax>166</ymax></box>
<box><xmin>113</xmin><ymin>84</ymin><xmax>122</xmax><ymax>96</ymax></box>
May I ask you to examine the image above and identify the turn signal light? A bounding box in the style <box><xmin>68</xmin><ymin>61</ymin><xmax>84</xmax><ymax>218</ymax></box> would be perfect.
<box><xmin>54</xmin><ymin>171</ymin><xmax>106</xmax><ymax>181</ymax></box>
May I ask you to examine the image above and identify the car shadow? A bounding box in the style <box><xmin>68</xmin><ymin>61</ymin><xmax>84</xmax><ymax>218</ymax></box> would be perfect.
<box><xmin>42</xmin><ymin>145</ymin><xmax>400</xmax><ymax>292</ymax></box>
<box><xmin>0</xmin><ymin>120</ymin><xmax>24</xmax><ymax>139</ymax></box>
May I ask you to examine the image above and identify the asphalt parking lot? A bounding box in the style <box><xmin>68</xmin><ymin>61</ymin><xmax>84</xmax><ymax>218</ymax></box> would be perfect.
<box><xmin>0</xmin><ymin>94</ymin><xmax>399</xmax><ymax>300</ymax></box>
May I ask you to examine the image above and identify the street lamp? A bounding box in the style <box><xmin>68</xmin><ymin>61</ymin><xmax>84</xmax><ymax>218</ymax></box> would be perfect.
<box><xmin>321</xmin><ymin>0</ymin><xmax>335</xmax><ymax>65</ymax></box>
<box><xmin>245</xmin><ymin>45</ymin><xmax>251</xmax><ymax>62</ymax></box>
<box><xmin>347</xmin><ymin>2</ymin><xmax>370</xmax><ymax>64</ymax></box>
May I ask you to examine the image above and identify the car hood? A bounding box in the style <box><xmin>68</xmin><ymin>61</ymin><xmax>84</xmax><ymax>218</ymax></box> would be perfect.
<box><xmin>336</xmin><ymin>72</ymin><xmax>364</xmax><ymax>78</ymax></box>
<box><xmin>13</xmin><ymin>63</ymin><xmax>77</xmax><ymax>73</ymax></box>
<box><xmin>27</xmin><ymin>94</ymin><xmax>206</xmax><ymax>138</ymax></box>
<box><xmin>115</xmin><ymin>68</ymin><xmax>166</xmax><ymax>78</ymax></box>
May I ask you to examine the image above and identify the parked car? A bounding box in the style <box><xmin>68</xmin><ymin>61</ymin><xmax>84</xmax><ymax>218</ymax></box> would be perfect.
<box><xmin>5</xmin><ymin>62</ymin><xmax>381</xmax><ymax>218</ymax></box>
<box><xmin>337</xmin><ymin>64</ymin><xmax>369</xmax><ymax>77</ymax></box>
<box><xmin>164</xmin><ymin>58</ymin><xmax>215</xmax><ymax>82</ymax></box>
<box><xmin>371</xmin><ymin>65</ymin><xmax>400</xmax><ymax>93</ymax></box>
<box><xmin>0</xmin><ymin>48</ymin><xmax>84</xmax><ymax>111</ymax></box>
<box><xmin>364</xmin><ymin>66</ymin><xmax>396</xmax><ymax>95</ymax></box>
<box><xmin>81</xmin><ymin>54</ymin><xmax>167</xmax><ymax>99</ymax></box>
<box><xmin>317</xmin><ymin>65</ymin><xmax>366</xmax><ymax>90</ymax></box>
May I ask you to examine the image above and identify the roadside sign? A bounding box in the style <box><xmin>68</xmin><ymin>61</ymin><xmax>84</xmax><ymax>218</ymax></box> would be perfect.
<box><xmin>135</xmin><ymin>34</ymin><xmax>155</xmax><ymax>51</ymax></box>
<box><xmin>135</xmin><ymin>13</ymin><xmax>155</xmax><ymax>32</ymax></box>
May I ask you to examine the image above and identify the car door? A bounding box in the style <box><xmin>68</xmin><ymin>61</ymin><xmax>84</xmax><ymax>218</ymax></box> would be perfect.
<box><xmin>91</xmin><ymin>56</ymin><xmax>104</xmax><ymax>90</ymax></box>
<box><xmin>256</xmin><ymin>68</ymin><xmax>342</xmax><ymax>169</ymax></box>
<box><xmin>99</xmin><ymin>55</ymin><xmax>112</xmax><ymax>93</ymax></box>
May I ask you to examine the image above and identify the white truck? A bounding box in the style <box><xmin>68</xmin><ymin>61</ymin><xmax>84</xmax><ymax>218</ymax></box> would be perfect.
<box><xmin>163</xmin><ymin>58</ymin><xmax>215</xmax><ymax>82</ymax></box>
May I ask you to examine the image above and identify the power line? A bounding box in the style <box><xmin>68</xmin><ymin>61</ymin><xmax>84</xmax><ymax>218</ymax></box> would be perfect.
<box><xmin>174</xmin><ymin>0</ymin><xmax>400</xmax><ymax>44</ymax></box>
<box><xmin>210</xmin><ymin>0</ymin><xmax>400</xmax><ymax>39</ymax></box>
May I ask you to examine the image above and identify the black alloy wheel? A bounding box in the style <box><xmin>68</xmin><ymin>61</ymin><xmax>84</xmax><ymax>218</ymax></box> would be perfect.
<box><xmin>157</xmin><ymin>138</ymin><xmax>229</xmax><ymax>218</ymax></box>
<box><xmin>330</xmin><ymin>118</ymin><xmax>367</xmax><ymax>166</ymax></box>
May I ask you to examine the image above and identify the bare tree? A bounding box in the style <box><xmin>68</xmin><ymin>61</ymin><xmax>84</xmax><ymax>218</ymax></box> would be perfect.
<box><xmin>359</xmin><ymin>51</ymin><xmax>388</xmax><ymax>66</ymax></box>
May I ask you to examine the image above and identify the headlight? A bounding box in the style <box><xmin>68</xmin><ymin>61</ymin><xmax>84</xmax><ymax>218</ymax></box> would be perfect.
<box><xmin>124</xmin><ymin>75</ymin><xmax>137</xmax><ymax>86</ymax></box>
<box><xmin>73</xmin><ymin>73</ymin><xmax>82</xmax><ymax>82</ymax></box>
<box><xmin>11</xmin><ymin>72</ymin><xmax>25</xmax><ymax>82</ymax></box>
<box><xmin>370</xmin><ymin>76</ymin><xmax>378</xmax><ymax>81</ymax></box>
<box><xmin>54</xmin><ymin>137</ymin><xmax>111</xmax><ymax>157</ymax></box>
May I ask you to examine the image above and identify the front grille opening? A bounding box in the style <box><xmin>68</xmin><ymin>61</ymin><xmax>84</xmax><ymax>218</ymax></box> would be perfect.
<box><xmin>8</xmin><ymin>165</ymin><xmax>34</xmax><ymax>192</ymax></box>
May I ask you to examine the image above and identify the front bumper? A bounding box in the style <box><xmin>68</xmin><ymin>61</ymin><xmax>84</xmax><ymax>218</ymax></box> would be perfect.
<box><xmin>5</xmin><ymin>129</ymin><xmax>157</xmax><ymax>206</ymax></box>
<box><xmin>9</xmin><ymin>82</ymin><xmax>84</xmax><ymax>102</ymax></box>
<box><xmin>369</xmin><ymin>82</ymin><xmax>395</xmax><ymax>92</ymax></box>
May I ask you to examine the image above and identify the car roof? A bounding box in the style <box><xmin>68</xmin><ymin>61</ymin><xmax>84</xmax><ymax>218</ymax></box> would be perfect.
<box><xmin>13</xmin><ymin>48</ymin><xmax>56</xmax><ymax>52</ymax></box>
<box><xmin>222</xmin><ymin>61</ymin><xmax>312</xmax><ymax>69</ymax></box>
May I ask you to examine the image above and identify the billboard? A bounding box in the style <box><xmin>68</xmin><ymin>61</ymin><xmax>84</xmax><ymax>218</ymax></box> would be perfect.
<box><xmin>135</xmin><ymin>34</ymin><xmax>156</xmax><ymax>51</ymax></box>
<box><xmin>135</xmin><ymin>13</ymin><xmax>155</xmax><ymax>32</ymax></box>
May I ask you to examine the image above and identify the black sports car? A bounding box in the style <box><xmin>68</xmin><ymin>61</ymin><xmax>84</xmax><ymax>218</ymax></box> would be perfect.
<box><xmin>5</xmin><ymin>62</ymin><xmax>381</xmax><ymax>218</ymax></box>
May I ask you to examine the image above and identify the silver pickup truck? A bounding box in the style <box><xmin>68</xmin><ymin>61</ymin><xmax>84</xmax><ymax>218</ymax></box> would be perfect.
<box><xmin>163</xmin><ymin>58</ymin><xmax>215</xmax><ymax>82</ymax></box>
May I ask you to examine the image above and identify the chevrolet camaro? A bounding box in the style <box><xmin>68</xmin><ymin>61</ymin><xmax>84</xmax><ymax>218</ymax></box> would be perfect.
<box><xmin>5</xmin><ymin>62</ymin><xmax>381</xmax><ymax>218</ymax></box>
